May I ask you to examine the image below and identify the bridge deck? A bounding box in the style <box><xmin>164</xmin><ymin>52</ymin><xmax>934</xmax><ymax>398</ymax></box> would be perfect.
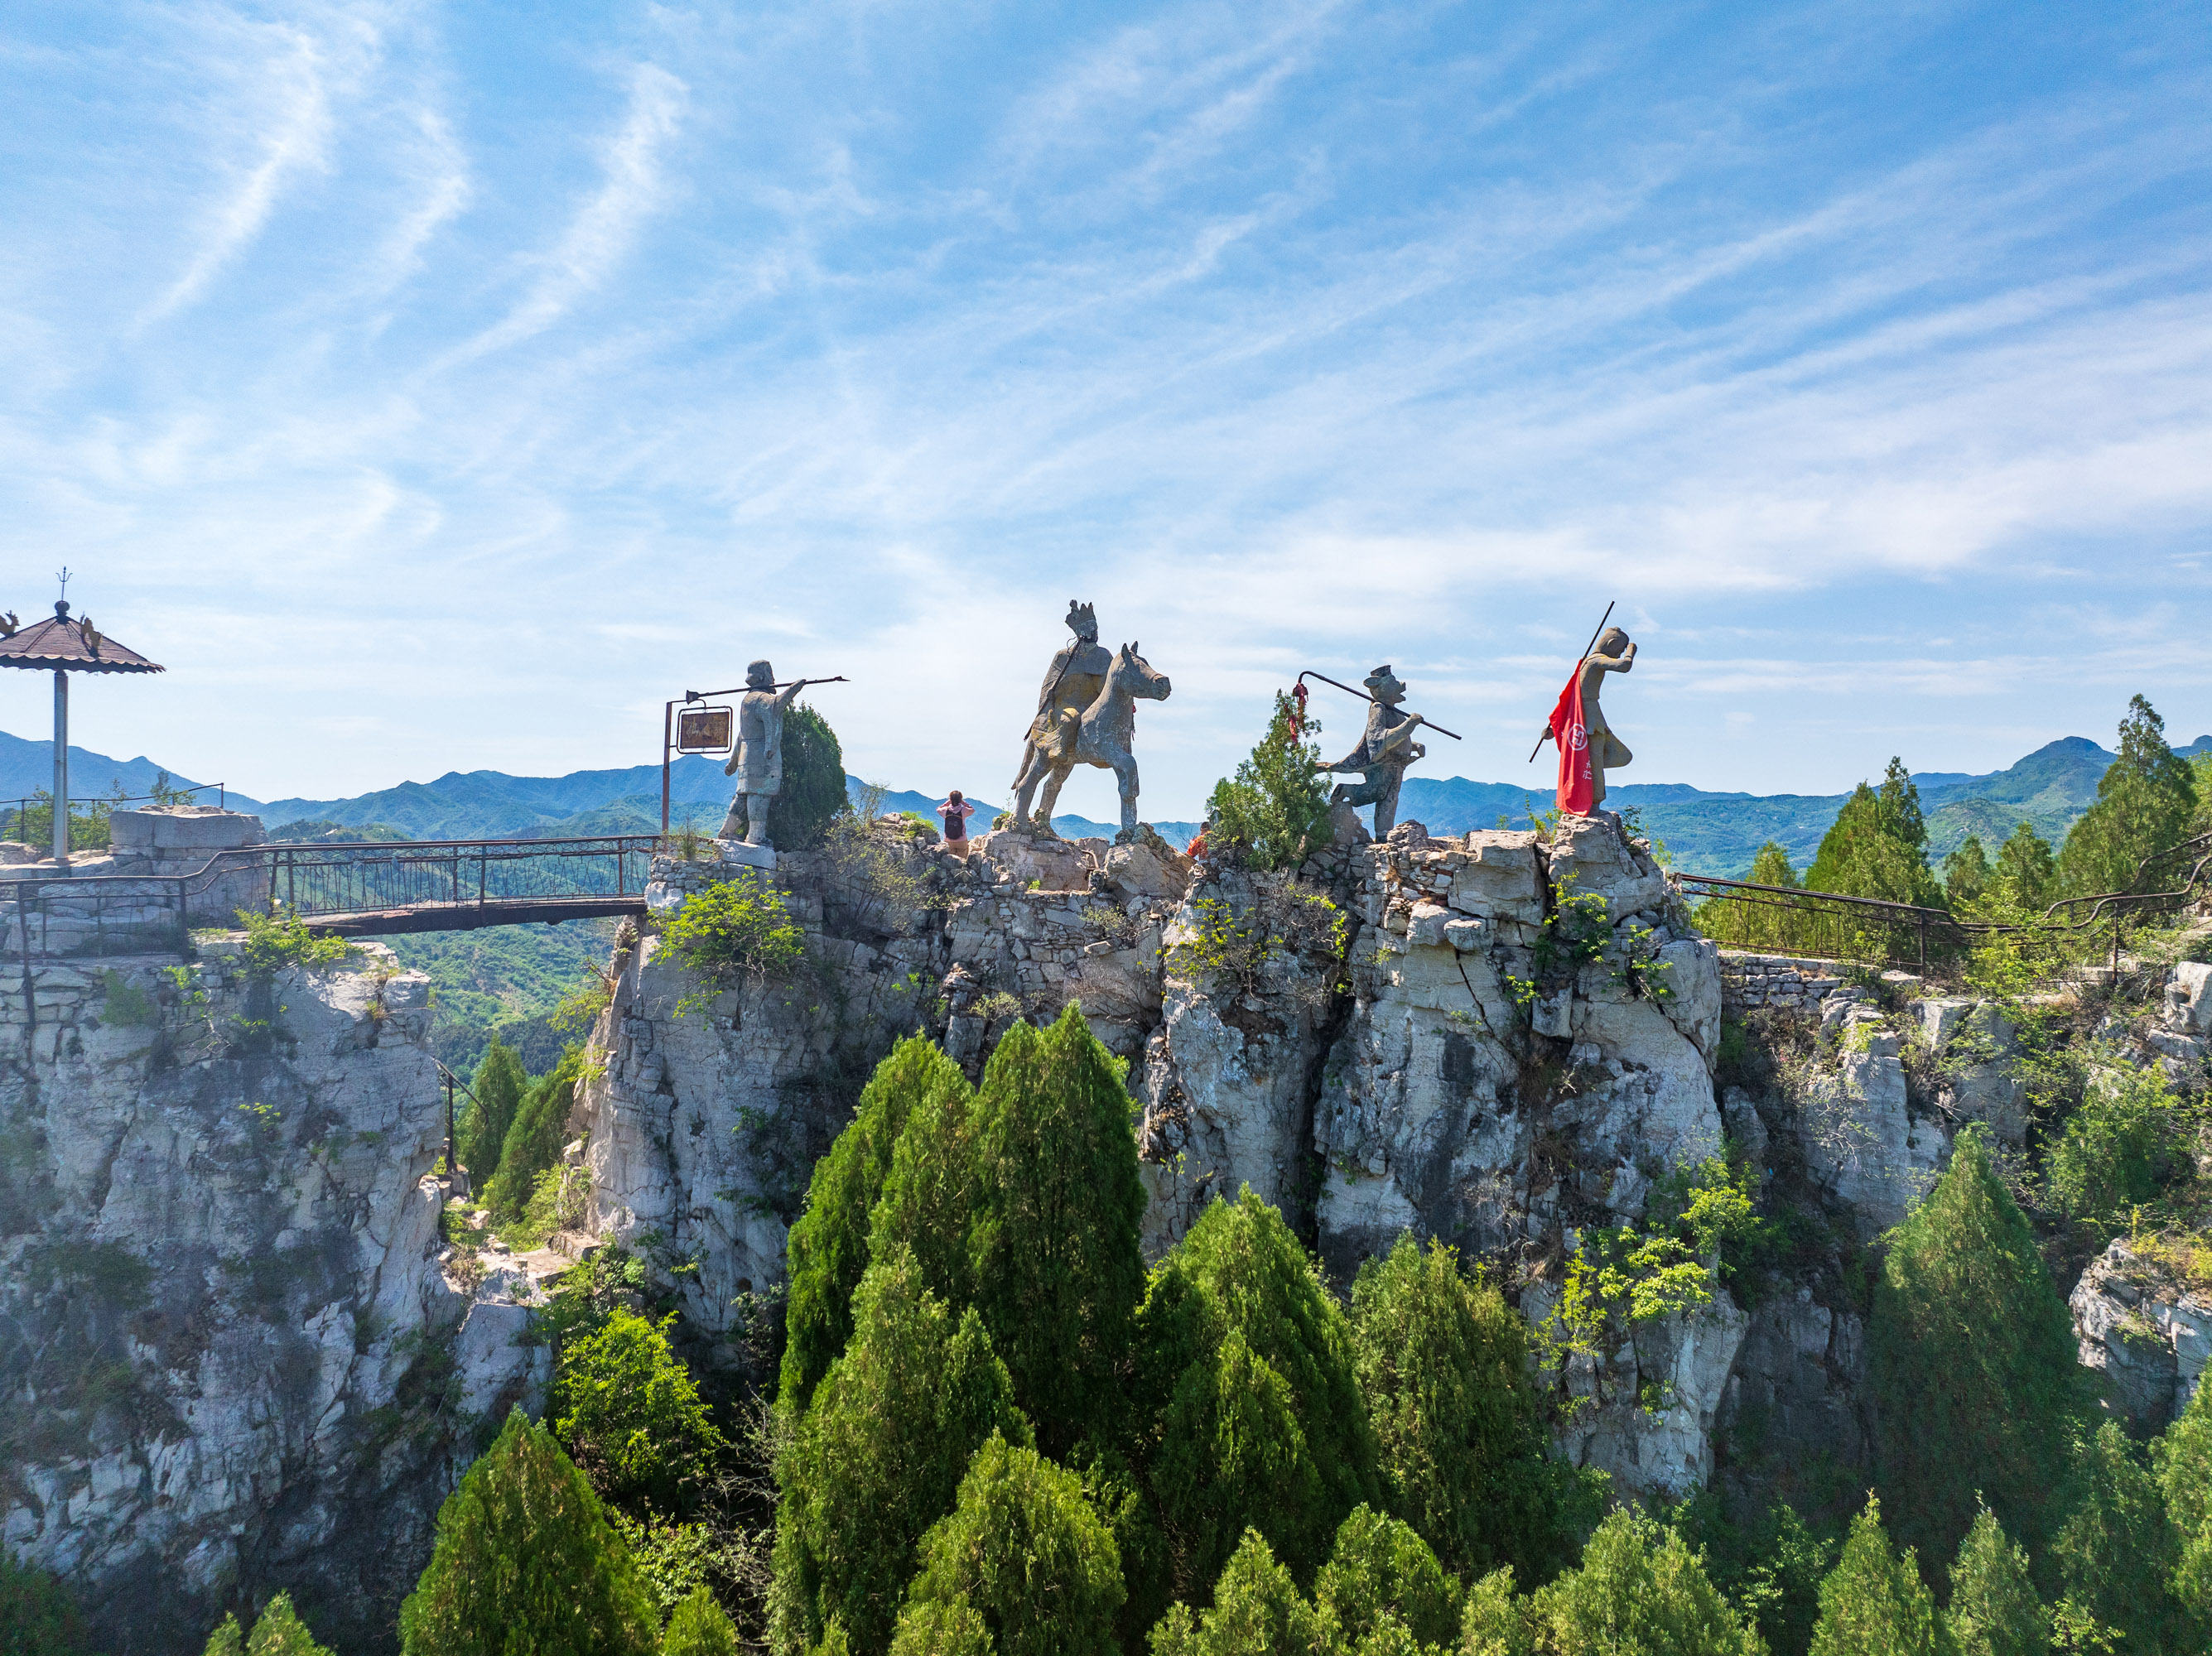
<box><xmin>308</xmin><ymin>897</ymin><xmax>648</xmax><ymax>936</ymax></box>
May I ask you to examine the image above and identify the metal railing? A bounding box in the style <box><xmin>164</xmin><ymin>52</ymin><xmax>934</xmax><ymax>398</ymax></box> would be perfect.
<box><xmin>259</xmin><ymin>834</ymin><xmax>657</xmax><ymax>924</ymax></box>
<box><xmin>1673</xmin><ymin>831</ymin><xmax>2212</xmax><ymax>980</ymax></box>
<box><xmin>4</xmin><ymin>782</ymin><xmax>229</xmax><ymax>845</ymax></box>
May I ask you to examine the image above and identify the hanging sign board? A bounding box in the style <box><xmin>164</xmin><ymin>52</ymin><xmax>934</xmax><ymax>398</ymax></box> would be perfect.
<box><xmin>677</xmin><ymin>706</ymin><xmax>734</xmax><ymax>753</ymax></box>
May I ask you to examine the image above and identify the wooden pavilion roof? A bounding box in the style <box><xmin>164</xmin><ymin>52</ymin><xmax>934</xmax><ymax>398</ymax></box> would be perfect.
<box><xmin>0</xmin><ymin>603</ymin><xmax>163</xmax><ymax>674</ymax></box>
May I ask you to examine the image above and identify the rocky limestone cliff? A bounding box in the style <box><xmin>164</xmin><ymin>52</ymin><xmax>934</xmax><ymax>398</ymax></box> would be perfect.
<box><xmin>1</xmin><ymin>941</ymin><xmax>543</xmax><ymax>1654</ymax></box>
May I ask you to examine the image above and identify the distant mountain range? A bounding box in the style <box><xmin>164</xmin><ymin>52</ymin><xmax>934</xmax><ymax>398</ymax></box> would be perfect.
<box><xmin>6</xmin><ymin>729</ymin><xmax>2205</xmax><ymax>877</ymax></box>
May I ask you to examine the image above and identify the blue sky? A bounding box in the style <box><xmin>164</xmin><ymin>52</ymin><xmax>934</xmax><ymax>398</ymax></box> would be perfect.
<box><xmin>2</xmin><ymin>1</ymin><xmax>2207</xmax><ymax>819</ymax></box>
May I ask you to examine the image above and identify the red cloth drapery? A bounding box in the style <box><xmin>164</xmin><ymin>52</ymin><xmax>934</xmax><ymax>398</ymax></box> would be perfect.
<box><xmin>1547</xmin><ymin>669</ymin><xmax>1596</xmax><ymax>816</ymax></box>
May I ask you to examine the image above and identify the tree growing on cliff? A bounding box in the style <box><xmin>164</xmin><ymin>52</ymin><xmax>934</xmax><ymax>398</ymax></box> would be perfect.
<box><xmin>2060</xmin><ymin>696</ymin><xmax>2197</xmax><ymax>898</ymax></box>
<box><xmin>2155</xmin><ymin>1375</ymin><xmax>2212</xmax><ymax>1629</ymax></box>
<box><xmin>896</xmin><ymin>1434</ymin><xmax>1125</xmax><ymax>1656</ymax></box>
<box><xmin>1805</xmin><ymin>758</ymin><xmax>1941</xmax><ymax>908</ymax></box>
<box><xmin>779</xmin><ymin>1035</ymin><xmax>973</xmax><ymax>1415</ymax></box>
<box><xmin>485</xmin><ymin>1045</ymin><xmax>586</xmax><ymax>1220</ymax></box>
<box><xmin>965</xmin><ymin>1006</ymin><xmax>1149</xmax><ymax>1456</ymax></box>
<box><xmin>552</xmin><ymin>1308</ymin><xmax>728</xmax><ymax>1514</ymax></box>
<box><xmin>398</xmin><ymin>1408</ymin><xmax>658</xmax><ymax>1656</ymax></box>
<box><xmin>1137</xmin><ymin>1188</ymin><xmax>1385</xmax><ymax>1599</ymax></box>
<box><xmin>1349</xmin><ymin>1235</ymin><xmax>1600</xmax><ymax>1586</ymax></box>
<box><xmin>1807</xmin><ymin>1500</ymin><xmax>1942</xmax><ymax>1656</ymax></box>
<box><xmin>1207</xmin><ymin>691</ymin><xmax>1333</xmax><ymax>870</ymax></box>
<box><xmin>459</xmin><ymin>1038</ymin><xmax>528</xmax><ymax>1183</ymax></box>
<box><xmin>770</xmin><ymin>1249</ymin><xmax>1031</xmax><ymax>1655</ymax></box>
<box><xmin>1868</xmin><ymin>1127</ymin><xmax>2089</xmax><ymax>1567</ymax></box>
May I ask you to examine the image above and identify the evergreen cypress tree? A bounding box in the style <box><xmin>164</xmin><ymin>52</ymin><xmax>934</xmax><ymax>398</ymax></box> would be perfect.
<box><xmin>1805</xmin><ymin>760</ymin><xmax>1941</xmax><ymax>907</ymax></box>
<box><xmin>779</xmin><ymin>1035</ymin><xmax>971</xmax><ymax>1415</ymax></box>
<box><xmin>1945</xmin><ymin>1509</ymin><xmax>2046</xmax><ymax>1656</ymax></box>
<box><xmin>1349</xmin><ymin>1235</ymin><xmax>1598</xmax><ymax>1586</ymax></box>
<box><xmin>662</xmin><ymin>1586</ymin><xmax>742</xmax><ymax>1656</ymax></box>
<box><xmin>1205</xmin><ymin>691</ymin><xmax>1334</xmax><ymax>871</ymax></box>
<box><xmin>1312</xmin><ymin>1504</ymin><xmax>1460</xmax><ymax>1650</ymax></box>
<box><xmin>240</xmin><ymin>1594</ymin><xmax>334</xmax><ymax>1655</ymax></box>
<box><xmin>2047</xmin><ymin>1423</ymin><xmax>2185</xmax><ymax>1654</ymax></box>
<box><xmin>769</xmin><ymin>1248</ymin><xmax>1030</xmax><ymax>1656</ymax></box>
<box><xmin>1944</xmin><ymin>837</ymin><xmax>1993</xmax><ymax>911</ymax></box>
<box><xmin>486</xmin><ymin>1046</ymin><xmax>586</xmax><ymax>1220</ymax></box>
<box><xmin>901</xmin><ymin>1433</ymin><xmax>1125</xmax><ymax>1656</ymax></box>
<box><xmin>1992</xmin><ymin>824</ymin><xmax>2058</xmax><ymax>914</ymax></box>
<box><xmin>1868</xmin><ymin>1127</ymin><xmax>2089</xmax><ymax>1566</ymax></box>
<box><xmin>1528</xmin><ymin>1506</ymin><xmax>1761</xmax><ymax>1656</ymax></box>
<box><xmin>888</xmin><ymin>1597</ymin><xmax>993</xmax><ymax>1656</ymax></box>
<box><xmin>866</xmin><ymin>1047</ymin><xmax>983</xmax><ymax>1312</ymax></box>
<box><xmin>460</xmin><ymin>1039</ymin><xmax>528</xmax><ymax>1185</ymax></box>
<box><xmin>2060</xmin><ymin>696</ymin><xmax>2197</xmax><ymax>897</ymax></box>
<box><xmin>1807</xmin><ymin>1499</ymin><xmax>1942</xmax><ymax>1656</ymax></box>
<box><xmin>1138</xmin><ymin>1189</ymin><xmax>1384</xmax><ymax>1593</ymax></box>
<box><xmin>966</xmin><ymin>1006</ymin><xmax>1149</xmax><ymax>1456</ymax></box>
<box><xmin>398</xmin><ymin>1408</ymin><xmax>658</xmax><ymax>1656</ymax></box>
<box><xmin>1146</xmin><ymin>1530</ymin><xmax>1328</xmax><ymax>1656</ymax></box>
<box><xmin>203</xmin><ymin>1616</ymin><xmax>243</xmax><ymax>1656</ymax></box>
<box><xmin>2153</xmin><ymin>1376</ymin><xmax>2212</xmax><ymax>1633</ymax></box>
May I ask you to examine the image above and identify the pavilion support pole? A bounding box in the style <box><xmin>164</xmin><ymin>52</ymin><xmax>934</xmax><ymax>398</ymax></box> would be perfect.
<box><xmin>51</xmin><ymin>670</ymin><xmax>68</xmax><ymax>865</ymax></box>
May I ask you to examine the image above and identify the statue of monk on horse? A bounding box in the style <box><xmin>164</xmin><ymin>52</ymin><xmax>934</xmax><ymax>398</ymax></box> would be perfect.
<box><xmin>1010</xmin><ymin>600</ymin><xmax>1172</xmax><ymax>840</ymax></box>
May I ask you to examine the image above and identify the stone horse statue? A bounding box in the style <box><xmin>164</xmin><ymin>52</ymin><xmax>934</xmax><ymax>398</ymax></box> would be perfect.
<box><xmin>1014</xmin><ymin>642</ymin><xmax>1172</xmax><ymax>839</ymax></box>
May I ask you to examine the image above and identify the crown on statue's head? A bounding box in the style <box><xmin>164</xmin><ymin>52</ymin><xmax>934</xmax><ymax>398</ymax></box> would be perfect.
<box><xmin>1066</xmin><ymin>599</ymin><xmax>1097</xmax><ymax>635</ymax></box>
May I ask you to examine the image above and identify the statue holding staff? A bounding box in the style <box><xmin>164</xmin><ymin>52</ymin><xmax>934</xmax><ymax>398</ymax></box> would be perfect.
<box><xmin>1315</xmin><ymin>665</ymin><xmax>1429</xmax><ymax>839</ymax></box>
<box><xmin>1535</xmin><ymin>622</ymin><xmax>1636</xmax><ymax>816</ymax></box>
<box><xmin>720</xmin><ymin>659</ymin><xmax>824</xmax><ymax>849</ymax></box>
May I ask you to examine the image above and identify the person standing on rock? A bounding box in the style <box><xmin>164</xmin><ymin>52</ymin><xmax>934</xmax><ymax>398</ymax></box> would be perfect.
<box><xmin>1538</xmin><ymin>626</ymin><xmax>1636</xmax><ymax>816</ymax></box>
<box><xmin>1318</xmin><ymin>666</ymin><xmax>1427</xmax><ymax>840</ymax></box>
<box><xmin>937</xmin><ymin>790</ymin><xmax>976</xmax><ymax>858</ymax></box>
<box><xmin>1011</xmin><ymin>600</ymin><xmax>1113</xmax><ymax>831</ymax></box>
<box><xmin>720</xmin><ymin>660</ymin><xmax>818</xmax><ymax>850</ymax></box>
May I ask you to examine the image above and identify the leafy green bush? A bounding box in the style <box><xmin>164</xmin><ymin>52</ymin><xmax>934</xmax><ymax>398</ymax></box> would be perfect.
<box><xmin>1350</xmin><ymin>1235</ymin><xmax>1600</xmax><ymax>1586</ymax></box>
<box><xmin>2059</xmin><ymin>696</ymin><xmax>2197</xmax><ymax>898</ymax></box>
<box><xmin>779</xmin><ymin>1035</ymin><xmax>971</xmax><ymax>1416</ymax></box>
<box><xmin>234</xmin><ymin>907</ymin><xmax>351</xmax><ymax>977</ymax></box>
<box><xmin>769</xmin><ymin>1248</ymin><xmax>1031</xmax><ymax>1655</ymax></box>
<box><xmin>552</xmin><ymin>1308</ymin><xmax>728</xmax><ymax>1513</ymax></box>
<box><xmin>1530</xmin><ymin>1506</ymin><xmax>1762</xmax><ymax>1655</ymax></box>
<box><xmin>2044</xmin><ymin>1066</ymin><xmax>2187</xmax><ymax>1235</ymax></box>
<box><xmin>0</xmin><ymin>1551</ymin><xmax>92</xmax><ymax>1654</ymax></box>
<box><xmin>1205</xmin><ymin>691</ymin><xmax>1334</xmax><ymax>871</ymax></box>
<box><xmin>660</xmin><ymin>875</ymin><xmax>807</xmax><ymax>1018</ymax></box>
<box><xmin>1869</xmin><ymin>1127</ymin><xmax>2089</xmax><ymax>1567</ymax></box>
<box><xmin>900</xmin><ymin>1433</ymin><xmax>1124</xmax><ymax>1656</ymax></box>
<box><xmin>1807</xmin><ymin>1499</ymin><xmax>1941</xmax><ymax>1656</ymax></box>
<box><xmin>662</xmin><ymin>1586</ymin><xmax>743</xmax><ymax>1656</ymax></box>
<box><xmin>399</xmin><ymin>1408</ymin><xmax>658</xmax><ymax>1656</ymax></box>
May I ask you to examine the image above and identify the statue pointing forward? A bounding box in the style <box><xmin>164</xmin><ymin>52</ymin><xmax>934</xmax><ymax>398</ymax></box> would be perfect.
<box><xmin>719</xmin><ymin>659</ymin><xmax>822</xmax><ymax>850</ymax></box>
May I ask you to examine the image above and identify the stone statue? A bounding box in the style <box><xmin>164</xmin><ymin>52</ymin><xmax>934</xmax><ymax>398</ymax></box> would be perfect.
<box><xmin>719</xmin><ymin>660</ymin><xmax>819</xmax><ymax>850</ymax></box>
<box><xmin>1318</xmin><ymin>665</ymin><xmax>1427</xmax><ymax>839</ymax></box>
<box><xmin>1011</xmin><ymin>600</ymin><xmax>1114</xmax><ymax>830</ymax></box>
<box><xmin>1538</xmin><ymin>626</ymin><xmax>1636</xmax><ymax>811</ymax></box>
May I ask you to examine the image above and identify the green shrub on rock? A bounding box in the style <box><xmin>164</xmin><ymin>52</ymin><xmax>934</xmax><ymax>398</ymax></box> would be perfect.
<box><xmin>398</xmin><ymin>1408</ymin><xmax>658</xmax><ymax>1656</ymax></box>
<box><xmin>552</xmin><ymin>1307</ymin><xmax>727</xmax><ymax>1514</ymax></box>
<box><xmin>1205</xmin><ymin>691</ymin><xmax>1334</xmax><ymax>872</ymax></box>
<box><xmin>901</xmin><ymin>1433</ymin><xmax>1125</xmax><ymax>1656</ymax></box>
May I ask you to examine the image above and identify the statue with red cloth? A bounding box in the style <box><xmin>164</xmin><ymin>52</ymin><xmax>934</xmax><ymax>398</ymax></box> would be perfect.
<box><xmin>1537</xmin><ymin>627</ymin><xmax>1636</xmax><ymax>817</ymax></box>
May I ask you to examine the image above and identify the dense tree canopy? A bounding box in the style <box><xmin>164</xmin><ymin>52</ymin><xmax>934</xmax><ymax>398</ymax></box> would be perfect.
<box><xmin>550</xmin><ymin>1308</ymin><xmax>726</xmax><ymax>1514</ymax></box>
<box><xmin>2059</xmin><ymin>695</ymin><xmax>2197</xmax><ymax>897</ymax></box>
<box><xmin>1869</xmin><ymin>1128</ymin><xmax>2089</xmax><ymax>1566</ymax></box>
<box><xmin>1805</xmin><ymin>758</ymin><xmax>1941</xmax><ymax>907</ymax></box>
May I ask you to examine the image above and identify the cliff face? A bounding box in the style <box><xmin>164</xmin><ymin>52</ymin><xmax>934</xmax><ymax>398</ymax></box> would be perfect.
<box><xmin>0</xmin><ymin>941</ymin><xmax>543</xmax><ymax>1655</ymax></box>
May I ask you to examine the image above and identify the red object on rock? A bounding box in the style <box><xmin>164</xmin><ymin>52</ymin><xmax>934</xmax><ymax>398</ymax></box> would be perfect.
<box><xmin>1547</xmin><ymin>669</ymin><xmax>1595</xmax><ymax>816</ymax></box>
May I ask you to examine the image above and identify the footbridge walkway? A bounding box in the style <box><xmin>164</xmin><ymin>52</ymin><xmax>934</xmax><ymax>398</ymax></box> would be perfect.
<box><xmin>4</xmin><ymin>835</ymin><xmax>658</xmax><ymax>963</ymax></box>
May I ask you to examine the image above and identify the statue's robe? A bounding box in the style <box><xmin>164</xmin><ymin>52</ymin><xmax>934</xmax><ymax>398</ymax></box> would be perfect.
<box><xmin>1028</xmin><ymin>639</ymin><xmax>1113</xmax><ymax>757</ymax></box>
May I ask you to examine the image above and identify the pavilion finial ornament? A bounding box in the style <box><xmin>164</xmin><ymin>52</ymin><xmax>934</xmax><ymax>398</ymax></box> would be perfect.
<box><xmin>0</xmin><ymin>613</ymin><xmax>17</xmax><ymax>638</ymax></box>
